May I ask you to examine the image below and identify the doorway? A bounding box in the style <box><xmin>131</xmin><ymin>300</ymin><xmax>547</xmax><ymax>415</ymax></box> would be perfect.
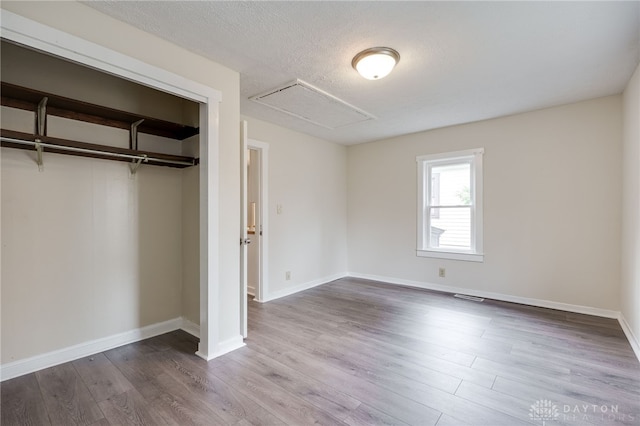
<box><xmin>240</xmin><ymin>136</ymin><xmax>269</xmax><ymax>338</ymax></box>
<box><xmin>247</xmin><ymin>148</ymin><xmax>260</xmax><ymax>298</ymax></box>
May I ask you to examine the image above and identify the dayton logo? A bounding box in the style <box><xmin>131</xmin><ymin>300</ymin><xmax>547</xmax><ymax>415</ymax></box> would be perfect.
<box><xmin>530</xmin><ymin>399</ymin><xmax>559</xmax><ymax>425</ymax></box>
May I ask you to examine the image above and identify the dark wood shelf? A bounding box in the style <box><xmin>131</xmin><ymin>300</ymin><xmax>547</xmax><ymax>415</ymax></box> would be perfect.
<box><xmin>1</xmin><ymin>129</ymin><xmax>198</xmax><ymax>169</ymax></box>
<box><xmin>1</xmin><ymin>82</ymin><xmax>199</xmax><ymax>140</ymax></box>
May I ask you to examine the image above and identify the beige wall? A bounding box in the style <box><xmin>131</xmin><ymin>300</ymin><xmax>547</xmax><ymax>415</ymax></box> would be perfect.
<box><xmin>348</xmin><ymin>96</ymin><xmax>623</xmax><ymax>311</ymax></box>
<box><xmin>622</xmin><ymin>62</ymin><xmax>640</xmax><ymax>347</ymax></box>
<box><xmin>181</xmin><ymin>165</ymin><xmax>200</xmax><ymax>326</ymax></box>
<box><xmin>243</xmin><ymin>116</ymin><xmax>348</xmax><ymax>298</ymax></box>
<box><xmin>2</xmin><ymin>150</ymin><xmax>184</xmax><ymax>363</ymax></box>
<box><xmin>1</xmin><ymin>1</ymin><xmax>240</xmax><ymax>361</ymax></box>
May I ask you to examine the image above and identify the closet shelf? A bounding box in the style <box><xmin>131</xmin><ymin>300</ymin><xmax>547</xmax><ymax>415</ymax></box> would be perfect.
<box><xmin>1</xmin><ymin>82</ymin><xmax>199</xmax><ymax>140</ymax></box>
<box><xmin>1</xmin><ymin>129</ymin><xmax>198</xmax><ymax>169</ymax></box>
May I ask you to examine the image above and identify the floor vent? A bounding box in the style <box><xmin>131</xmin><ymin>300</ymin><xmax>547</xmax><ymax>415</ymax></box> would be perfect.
<box><xmin>249</xmin><ymin>79</ymin><xmax>375</xmax><ymax>129</ymax></box>
<box><xmin>454</xmin><ymin>294</ymin><xmax>485</xmax><ymax>302</ymax></box>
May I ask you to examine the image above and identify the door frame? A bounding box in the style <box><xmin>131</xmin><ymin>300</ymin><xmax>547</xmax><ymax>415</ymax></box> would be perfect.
<box><xmin>248</xmin><ymin>139</ymin><xmax>270</xmax><ymax>303</ymax></box>
<box><xmin>239</xmin><ymin>136</ymin><xmax>269</xmax><ymax>338</ymax></box>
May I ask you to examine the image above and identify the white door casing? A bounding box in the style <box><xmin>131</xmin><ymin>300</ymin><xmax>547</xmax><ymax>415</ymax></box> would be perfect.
<box><xmin>239</xmin><ymin>120</ymin><xmax>249</xmax><ymax>339</ymax></box>
<box><xmin>248</xmin><ymin>139</ymin><xmax>270</xmax><ymax>303</ymax></box>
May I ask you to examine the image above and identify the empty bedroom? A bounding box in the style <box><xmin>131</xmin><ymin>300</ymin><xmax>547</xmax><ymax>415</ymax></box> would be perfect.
<box><xmin>1</xmin><ymin>1</ymin><xmax>639</xmax><ymax>425</ymax></box>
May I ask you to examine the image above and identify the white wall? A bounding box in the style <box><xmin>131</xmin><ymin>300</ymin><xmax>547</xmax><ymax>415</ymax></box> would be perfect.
<box><xmin>1</xmin><ymin>1</ymin><xmax>241</xmax><ymax>361</ymax></box>
<box><xmin>348</xmin><ymin>96</ymin><xmax>623</xmax><ymax>312</ymax></box>
<box><xmin>621</xmin><ymin>62</ymin><xmax>640</xmax><ymax>349</ymax></box>
<box><xmin>242</xmin><ymin>116</ymin><xmax>348</xmax><ymax>298</ymax></box>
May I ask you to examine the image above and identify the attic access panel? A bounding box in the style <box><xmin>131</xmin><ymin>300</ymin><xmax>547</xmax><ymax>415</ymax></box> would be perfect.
<box><xmin>249</xmin><ymin>79</ymin><xmax>375</xmax><ymax>129</ymax></box>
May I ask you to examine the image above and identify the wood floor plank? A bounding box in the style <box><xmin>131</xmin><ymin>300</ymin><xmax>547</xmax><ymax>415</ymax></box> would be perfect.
<box><xmin>474</xmin><ymin>355</ymin><xmax>640</xmax><ymax>412</ymax></box>
<box><xmin>0</xmin><ymin>373</ymin><xmax>51</xmax><ymax>426</ymax></box>
<box><xmin>453</xmin><ymin>381</ymin><xmax>564</xmax><ymax>426</ymax></box>
<box><xmin>510</xmin><ymin>340</ymin><xmax>640</xmax><ymax>372</ymax></box>
<box><xmin>88</xmin><ymin>418</ymin><xmax>112</xmax><ymax>426</ymax></box>
<box><xmin>146</xmin><ymin>372</ymin><xmax>229</xmax><ymax>425</ymax></box>
<box><xmin>151</xmin><ymin>349</ymin><xmax>270</xmax><ymax>424</ymax></box>
<box><xmin>231</xmin><ymin>405</ymin><xmax>288</xmax><ymax>426</ymax></box>
<box><xmin>73</xmin><ymin>353</ymin><xmax>134</xmax><ymax>402</ymax></box>
<box><xmin>344</xmin><ymin>330</ymin><xmax>496</xmax><ymax>388</ymax></box>
<box><xmin>275</xmin><ymin>348</ymin><xmax>443</xmax><ymax>425</ymax></box>
<box><xmin>435</xmin><ymin>413</ymin><xmax>472</xmax><ymax>426</ymax></box>
<box><xmin>343</xmin><ymin>403</ymin><xmax>411</xmax><ymax>426</ymax></box>
<box><xmin>250</xmin><ymin>319</ymin><xmax>463</xmax><ymax>400</ymax></box>
<box><xmin>315</xmin><ymin>332</ymin><xmax>462</xmax><ymax>394</ymax></box>
<box><xmin>249</xmin><ymin>319</ymin><xmax>469</xmax><ymax>424</ymax></box>
<box><xmin>320</xmin><ymin>326</ymin><xmax>496</xmax><ymax>389</ymax></box>
<box><xmin>224</xmin><ymin>346</ymin><xmax>361</xmax><ymax>420</ymax></box>
<box><xmin>491</xmin><ymin>376</ymin><xmax>638</xmax><ymax>426</ymax></box>
<box><xmin>103</xmin><ymin>348</ymin><xmax>172</xmax><ymax>405</ymax></box>
<box><xmin>98</xmin><ymin>388</ymin><xmax>168</xmax><ymax>425</ymax></box>
<box><xmin>35</xmin><ymin>362</ymin><xmax>104</xmax><ymax>425</ymax></box>
<box><xmin>471</xmin><ymin>356</ymin><xmax>573</xmax><ymax>388</ymax></box>
<box><xmin>338</xmin><ymin>320</ymin><xmax>480</xmax><ymax>366</ymax></box>
<box><xmin>208</xmin><ymin>355</ymin><xmax>346</xmax><ymax>425</ymax></box>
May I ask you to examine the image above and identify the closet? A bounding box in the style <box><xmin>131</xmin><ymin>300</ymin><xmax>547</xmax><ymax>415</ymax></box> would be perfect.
<box><xmin>1</xmin><ymin>41</ymin><xmax>201</xmax><ymax>366</ymax></box>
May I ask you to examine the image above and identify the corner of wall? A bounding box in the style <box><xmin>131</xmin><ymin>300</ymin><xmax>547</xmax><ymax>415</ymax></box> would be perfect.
<box><xmin>619</xmin><ymin>312</ymin><xmax>640</xmax><ymax>362</ymax></box>
<box><xmin>621</xmin><ymin>60</ymin><xmax>640</xmax><ymax>359</ymax></box>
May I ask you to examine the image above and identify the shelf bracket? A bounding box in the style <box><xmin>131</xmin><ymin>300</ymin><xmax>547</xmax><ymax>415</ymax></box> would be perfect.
<box><xmin>36</xmin><ymin>97</ymin><xmax>48</xmax><ymax>136</ymax></box>
<box><xmin>34</xmin><ymin>138</ymin><xmax>44</xmax><ymax>172</ymax></box>
<box><xmin>130</xmin><ymin>119</ymin><xmax>144</xmax><ymax>150</ymax></box>
<box><xmin>129</xmin><ymin>154</ymin><xmax>147</xmax><ymax>176</ymax></box>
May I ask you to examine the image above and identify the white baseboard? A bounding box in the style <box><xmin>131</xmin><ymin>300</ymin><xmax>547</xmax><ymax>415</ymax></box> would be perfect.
<box><xmin>1</xmin><ymin>317</ymin><xmax>183</xmax><ymax>382</ymax></box>
<box><xmin>213</xmin><ymin>335</ymin><xmax>246</xmax><ymax>358</ymax></box>
<box><xmin>248</xmin><ymin>285</ymin><xmax>256</xmax><ymax>297</ymax></box>
<box><xmin>197</xmin><ymin>335</ymin><xmax>246</xmax><ymax>361</ymax></box>
<box><xmin>619</xmin><ymin>313</ymin><xmax>640</xmax><ymax>363</ymax></box>
<box><xmin>180</xmin><ymin>318</ymin><xmax>200</xmax><ymax>338</ymax></box>
<box><xmin>257</xmin><ymin>272</ymin><xmax>348</xmax><ymax>303</ymax></box>
<box><xmin>347</xmin><ymin>272</ymin><xmax>620</xmax><ymax>319</ymax></box>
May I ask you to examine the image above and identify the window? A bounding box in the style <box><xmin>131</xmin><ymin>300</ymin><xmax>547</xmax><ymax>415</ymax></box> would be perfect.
<box><xmin>417</xmin><ymin>148</ymin><xmax>484</xmax><ymax>262</ymax></box>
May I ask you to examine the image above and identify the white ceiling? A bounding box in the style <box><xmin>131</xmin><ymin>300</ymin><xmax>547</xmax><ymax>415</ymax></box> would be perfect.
<box><xmin>85</xmin><ymin>1</ymin><xmax>640</xmax><ymax>146</ymax></box>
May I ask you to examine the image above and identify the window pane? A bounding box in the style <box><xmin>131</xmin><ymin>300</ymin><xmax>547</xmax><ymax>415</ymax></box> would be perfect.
<box><xmin>431</xmin><ymin>163</ymin><xmax>470</xmax><ymax>206</ymax></box>
<box><xmin>430</xmin><ymin>173</ymin><xmax>440</xmax><ymax>218</ymax></box>
<box><xmin>429</xmin><ymin>207</ymin><xmax>471</xmax><ymax>250</ymax></box>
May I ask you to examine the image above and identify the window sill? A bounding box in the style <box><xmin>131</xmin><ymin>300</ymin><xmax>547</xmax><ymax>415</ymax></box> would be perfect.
<box><xmin>417</xmin><ymin>250</ymin><xmax>484</xmax><ymax>263</ymax></box>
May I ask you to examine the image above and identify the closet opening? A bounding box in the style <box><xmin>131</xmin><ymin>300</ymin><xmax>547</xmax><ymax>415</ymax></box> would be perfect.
<box><xmin>0</xmin><ymin>39</ymin><xmax>202</xmax><ymax>358</ymax></box>
<box><xmin>1</xmin><ymin>11</ymin><xmax>223</xmax><ymax>379</ymax></box>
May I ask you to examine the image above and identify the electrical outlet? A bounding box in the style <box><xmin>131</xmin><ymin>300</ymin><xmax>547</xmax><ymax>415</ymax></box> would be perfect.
<box><xmin>277</xmin><ymin>204</ymin><xmax>283</xmax><ymax>215</ymax></box>
<box><xmin>438</xmin><ymin>267</ymin><xmax>446</xmax><ymax>278</ymax></box>
<box><xmin>285</xmin><ymin>271</ymin><xmax>291</xmax><ymax>280</ymax></box>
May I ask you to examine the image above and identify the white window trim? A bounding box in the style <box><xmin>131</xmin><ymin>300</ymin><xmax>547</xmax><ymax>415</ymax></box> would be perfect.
<box><xmin>416</xmin><ymin>148</ymin><xmax>484</xmax><ymax>263</ymax></box>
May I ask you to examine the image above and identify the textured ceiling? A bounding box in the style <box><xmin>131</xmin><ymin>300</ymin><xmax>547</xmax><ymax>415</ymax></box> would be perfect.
<box><xmin>85</xmin><ymin>1</ymin><xmax>640</xmax><ymax>145</ymax></box>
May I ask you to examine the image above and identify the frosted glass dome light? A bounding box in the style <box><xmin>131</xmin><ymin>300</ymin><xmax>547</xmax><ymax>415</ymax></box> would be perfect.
<box><xmin>352</xmin><ymin>47</ymin><xmax>400</xmax><ymax>80</ymax></box>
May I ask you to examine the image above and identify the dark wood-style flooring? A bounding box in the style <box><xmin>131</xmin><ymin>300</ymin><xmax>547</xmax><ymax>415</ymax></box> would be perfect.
<box><xmin>2</xmin><ymin>277</ymin><xmax>639</xmax><ymax>425</ymax></box>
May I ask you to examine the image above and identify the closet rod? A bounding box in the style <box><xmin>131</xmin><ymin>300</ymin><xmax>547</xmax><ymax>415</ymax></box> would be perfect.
<box><xmin>0</xmin><ymin>136</ymin><xmax>195</xmax><ymax>167</ymax></box>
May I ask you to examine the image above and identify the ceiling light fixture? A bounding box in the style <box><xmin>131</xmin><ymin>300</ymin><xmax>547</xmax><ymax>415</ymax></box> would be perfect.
<box><xmin>352</xmin><ymin>47</ymin><xmax>400</xmax><ymax>80</ymax></box>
